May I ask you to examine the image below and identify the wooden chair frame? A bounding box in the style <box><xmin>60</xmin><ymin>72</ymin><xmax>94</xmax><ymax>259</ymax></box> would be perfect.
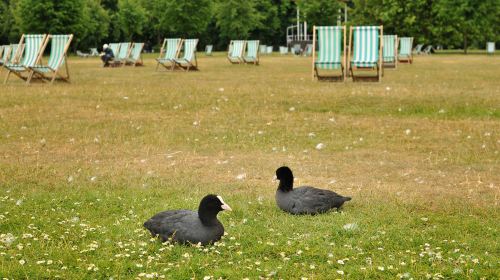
<box><xmin>27</xmin><ymin>34</ymin><xmax>73</xmax><ymax>84</ymax></box>
<box><xmin>312</xmin><ymin>25</ymin><xmax>347</xmax><ymax>82</ymax></box>
<box><xmin>156</xmin><ymin>38</ymin><xmax>183</xmax><ymax>71</ymax></box>
<box><xmin>4</xmin><ymin>34</ymin><xmax>47</xmax><ymax>84</ymax></box>
<box><xmin>347</xmin><ymin>26</ymin><xmax>383</xmax><ymax>82</ymax></box>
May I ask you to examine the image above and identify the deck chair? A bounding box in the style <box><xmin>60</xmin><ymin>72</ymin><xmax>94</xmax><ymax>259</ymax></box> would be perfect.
<box><xmin>76</xmin><ymin>50</ymin><xmax>89</xmax><ymax>58</ymax></box>
<box><xmin>422</xmin><ymin>45</ymin><xmax>433</xmax><ymax>55</ymax></box>
<box><xmin>304</xmin><ymin>44</ymin><xmax>313</xmax><ymax>56</ymax></box>
<box><xmin>266</xmin><ymin>46</ymin><xmax>273</xmax><ymax>54</ymax></box>
<box><xmin>398</xmin><ymin>37</ymin><xmax>413</xmax><ymax>64</ymax></box>
<box><xmin>90</xmin><ymin>48</ymin><xmax>99</xmax><ymax>56</ymax></box>
<box><xmin>8</xmin><ymin>43</ymin><xmax>24</xmax><ymax>64</ymax></box>
<box><xmin>4</xmin><ymin>34</ymin><xmax>47</xmax><ymax>84</ymax></box>
<box><xmin>0</xmin><ymin>45</ymin><xmax>10</xmax><ymax>66</ymax></box>
<box><xmin>413</xmin><ymin>44</ymin><xmax>423</xmax><ymax>55</ymax></box>
<box><xmin>486</xmin><ymin>42</ymin><xmax>495</xmax><ymax>55</ymax></box>
<box><xmin>0</xmin><ymin>46</ymin><xmax>4</xmax><ymax>61</ymax></box>
<box><xmin>113</xmin><ymin>42</ymin><xmax>131</xmax><ymax>66</ymax></box>
<box><xmin>383</xmin><ymin>35</ymin><xmax>398</xmax><ymax>69</ymax></box>
<box><xmin>125</xmin><ymin>42</ymin><xmax>144</xmax><ymax>66</ymax></box>
<box><xmin>156</xmin><ymin>38</ymin><xmax>182</xmax><ymax>71</ymax></box>
<box><xmin>173</xmin><ymin>39</ymin><xmax>199</xmax><ymax>71</ymax></box>
<box><xmin>348</xmin><ymin>26</ymin><xmax>383</xmax><ymax>82</ymax></box>
<box><xmin>279</xmin><ymin>46</ymin><xmax>288</xmax><ymax>55</ymax></box>
<box><xmin>27</xmin><ymin>34</ymin><xmax>73</xmax><ymax>84</ymax></box>
<box><xmin>312</xmin><ymin>26</ymin><xmax>346</xmax><ymax>82</ymax></box>
<box><xmin>292</xmin><ymin>44</ymin><xmax>301</xmax><ymax>55</ymax></box>
<box><xmin>260</xmin><ymin>45</ymin><xmax>267</xmax><ymax>54</ymax></box>
<box><xmin>227</xmin><ymin>40</ymin><xmax>245</xmax><ymax>64</ymax></box>
<box><xmin>244</xmin><ymin>40</ymin><xmax>259</xmax><ymax>65</ymax></box>
<box><xmin>109</xmin><ymin>43</ymin><xmax>120</xmax><ymax>59</ymax></box>
<box><xmin>205</xmin><ymin>45</ymin><xmax>213</xmax><ymax>56</ymax></box>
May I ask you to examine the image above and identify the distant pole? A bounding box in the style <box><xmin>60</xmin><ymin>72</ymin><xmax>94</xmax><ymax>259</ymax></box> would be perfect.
<box><xmin>297</xmin><ymin>8</ymin><xmax>300</xmax><ymax>41</ymax></box>
<box><xmin>344</xmin><ymin>3</ymin><xmax>347</xmax><ymax>23</ymax></box>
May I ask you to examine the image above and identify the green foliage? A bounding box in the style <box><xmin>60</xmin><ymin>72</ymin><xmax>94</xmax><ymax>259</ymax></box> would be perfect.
<box><xmin>215</xmin><ymin>0</ymin><xmax>260</xmax><ymax>40</ymax></box>
<box><xmin>297</xmin><ymin>0</ymin><xmax>343</xmax><ymax>26</ymax></box>
<box><xmin>79</xmin><ymin>0</ymin><xmax>110</xmax><ymax>50</ymax></box>
<box><xmin>117</xmin><ymin>0</ymin><xmax>147</xmax><ymax>41</ymax></box>
<box><xmin>152</xmin><ymin>0</ymin><xmax>212</xmax><ymax>38</ymax></box>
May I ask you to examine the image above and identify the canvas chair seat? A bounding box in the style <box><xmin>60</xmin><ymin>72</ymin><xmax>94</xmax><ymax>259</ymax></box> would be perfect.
<box><xmin>313</xmin><ymin>26</ymin><xmax>346</xmax><ymax>80</ymax></box>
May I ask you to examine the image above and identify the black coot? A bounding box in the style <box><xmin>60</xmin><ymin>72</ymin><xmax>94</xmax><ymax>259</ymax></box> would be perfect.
<box><xmin>275</xmin><ymin>166</ymin><xmax>351</xmax><ymax>215</ymax></box>
<box><xmin>144</xmin><ymin>194</ymin><xmax>232</xmax><ymax>245</ymax></box>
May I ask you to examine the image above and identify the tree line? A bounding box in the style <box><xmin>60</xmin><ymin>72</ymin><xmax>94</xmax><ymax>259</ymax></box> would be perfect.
<box><xmin>0</xmin><ymin>0</ymin><xmax>498</xmax><ymax>53</ymax></box>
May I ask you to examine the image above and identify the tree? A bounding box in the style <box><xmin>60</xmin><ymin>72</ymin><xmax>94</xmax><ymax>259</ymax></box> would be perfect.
<box><xmin>297</xmin><ymin>0</ymin><xmax>343</xmax><ymax>26</ymax></box>
<box><xmin>251</xmin><ymin>0</ymin><xmax>280</xmax><ymax>45</ymax></box>
<box><xmin>215</xmin><ymin>0</ymin><xmax>261</xmax><ymax>41</ymax></box>
<box><xmin>79</xmin><ymin>0</ymin><xmax>110</xmax><ymax>50</ymax></box>
<box><xmin>117</xmin><ymin>0</ymin><xmax>147</xmax><ymax>41</ymax></box>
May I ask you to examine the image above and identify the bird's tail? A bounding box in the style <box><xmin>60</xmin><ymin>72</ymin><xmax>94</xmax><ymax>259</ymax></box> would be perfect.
<box><xmin>343</xmin><ymin>196</ymin><xmax>352</xmax><ymax>201</ymax></box>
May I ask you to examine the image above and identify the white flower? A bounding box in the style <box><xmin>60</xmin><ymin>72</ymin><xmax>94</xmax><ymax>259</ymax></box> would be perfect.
<box><xmin>67</xmin><ymin>176</ymin><xmax>74</xmax><ymax>183</ymax></box>
<box><xmin>337</xmin><ymin>259</ymin><xmax>345</xmax><ymax>265</ymax></box>
<box><xmin>421</xmin><ymin>217</ymin><xmax>429</xmax><ymax>222</ymax></box>
<box><xmin>236</xmin><ymin>173</ymin><xmax>246</xmax><ymax>180</ymax></box>
<box><xmin>16</xmin><ymin>199</ymin><xmax>23</xmax><ymax>206</ymax></box>
<box><xmin>203</xmin><ymin>276</ymin><xmax>212</xmax><ymax>280</ymax></box>
<box><xmin>90</xmin><ymin>176</ymin><xmax>97</xmax><ymax>182</ymax></box>
<box><xmin>289</xmin><ymin>107</ymin><xmax>296</xmax><ymax>112</ymax></box>
<box><xmin>343</xmin><ymin>223</ymin><xmax>358</xmax><ymax>231</ymax></box>
<box><xmin>315</xmin><ymin>143</ymin><xmax>325</xmax><ymax>150</ymax></box>
<box><xmin>405</xmin><ymin>129</ymin><xmax>411</xmax><ymax>135</ymax></box>
<box><xmin>378</xmin><ymin>266</ymin><xmax>385</xmax><ymax>271</ymax></box>
<box><xmin>337</xmin><ymin>270</ymin><xmax>344</xmax><ymax>275</ymax></box>
<box><xmin>19</xmin><ymin>259</ymin><xmax>25</xmax><ymax>265</ymax></box>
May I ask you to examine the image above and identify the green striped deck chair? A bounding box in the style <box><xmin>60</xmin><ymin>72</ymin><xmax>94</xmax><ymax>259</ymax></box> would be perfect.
<box><xmin>27</xmin><ymin>34</ymin><xmax>73</xmax><ymax>84</ymax></box>
<box><xmin>259</xmin><ymin>45</ymin><xmax>267</xmax><ymax>55</ymax></box>
<box><xmin>312</xmin><ymin>26</ymin><xmax>346</xmax><ymax>81</ymax></box>
<box><xmin>4</xmin><ymin>34</ymin><xmax>47</xmax><ymax>84</ymax></box>
<box><xmin>422</xmin><ymin>45</ymin><xmax>433</xmax><ymax>55</ymax></box>
<box><xmin>304</xmin><ymin>44</ymin><xmax>313</xmax><ymax>56</ymax></box>
<box><xmin>9</xmin><ymin>43</ymin><xmax>23</xmax><ymax>64</ymax></box>
<box><xmin>244</xmin><ymin>40</ymin><xmax>259</xmax><ymax>65</ymax></box>
<box><xmin>90</xmin><ymin>48</ymin><xmax>99</xmax><ymax>56</ymax></box>
<box><xmin>279</xmin><ymin>46</ymin><xmax>288</xmax><ymax>55</ymax></box>
<box><xmin>113</xmin><ymin>42</ymin><xmax>131</xmax><ymax>66</ymax></box>
<box><xmin>125</xmin><ymin>42</ymin><xmax>144</xmax><ymax>66</ymax></box>
<box><xmin>383</xmin><ymin>35</ymin><xmax>397</xmax><ymax>68</ymax></box>
<box><xmin>173</xmin><ymin>39</ymin><xmax>199</xmax><ymax>71</ymax></box>
<box><xmin>486</xmin><ymin>42</ymin><xmax>495</xmax><ymax>55</ymax></box>
<box><xmin>398</xmin><ymin>37</ymin><xmax>413</xmax><ymax>64</ymax></box>
<box><xmin>228</xmin><ymin>40</ymin><xmax>245</xmax><ymax>64</ymax></box>
<box><xmin>0</xmin><ymin>45</ymin><xmax>10</xmax><ymax>66</ymax></box>
<box><xmin>348</xmin><ymin>26</ymin><xmax>383</xmax><ymax>82</ymax></box>
<box><xmin>156</xmin><ymin>38</ymin><xmax>182</xmax><ymax>71</ymax></box>
<box><xmin>205</xmin><ymin>45</ymin><xmax>213</xmax><ymax>56</ymax></box>
<box><xmin>266</xmin><ymin>46</ymin><xmax>273</xmax><ymax>54</ymax></box>
<box><xmin>414</xmin><ymin>44</ymin><xmax>423</xmax><ymax>55</ymax></box>
<box><xmin>109</xmin><ymin>43</ymin><xmax>120</xmax><ymax>58</ymax></box>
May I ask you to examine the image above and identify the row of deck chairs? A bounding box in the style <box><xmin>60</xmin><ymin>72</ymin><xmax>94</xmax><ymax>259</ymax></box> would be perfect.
<box><xmin>107</xmin><ymin>42</ymin><xmax>144</xmax><ymax>67</ymax></box>
<box><xmin>2</xmin><ymin>34</ymin><xmax>73</xmax><ymax>84</ymax></box>
<box><xmin>280</xmin><ymin>44</ymin><xmax>314</xmax><ymax>56</ymax></box>
<box><xmin>0</xmin><ymin>44</ymin><xmax>23</xmax><ymax>66</ymax></box>
<box><xmin>227</xmin><ymin>40</ymin><xmax>260</xmax><ymax>65</ymax></box>
<box><xmin>413</xmin><ymin>44</ymin><xmax>435</xmax><ymax>55</ymax></box>
<box><xmin>312</xmin><ymin>25</ymin><xmax>415</xmax><ymax>82</ymax></box>
<box><xmin>259</xmin><ymin>45</ymin><xmax>274</xmax><ymax>54</ymax></box>
<box><xmin>155</xmin><ymin>38</ymin><xmax>199</xmax><ymax>71</ymax></box>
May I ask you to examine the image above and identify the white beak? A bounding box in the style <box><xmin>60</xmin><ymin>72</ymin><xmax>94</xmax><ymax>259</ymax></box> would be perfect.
<box><xmin>217</xmin><ymin>195</ymin><xmax>232</xmax><ymax>211</ymax></box>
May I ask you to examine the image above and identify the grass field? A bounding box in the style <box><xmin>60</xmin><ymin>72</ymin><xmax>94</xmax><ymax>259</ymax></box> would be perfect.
<box><xmin>0</xmin><ymin>53</ymin><xmax>499</xmax><ymax>279</ymax></box>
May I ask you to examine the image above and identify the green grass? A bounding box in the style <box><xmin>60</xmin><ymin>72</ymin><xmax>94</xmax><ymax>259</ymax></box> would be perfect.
<box><xmin>0</xmin><ymin>53</ymin><xmax>499</xmax><ymax>279</ymax></box>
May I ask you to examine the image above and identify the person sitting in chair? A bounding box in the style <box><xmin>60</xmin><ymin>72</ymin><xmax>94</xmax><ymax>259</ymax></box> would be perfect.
<box><xmin>100</xmin><ymin>44</ymin><xmax>114</xmax><ymax>67</ymax></box>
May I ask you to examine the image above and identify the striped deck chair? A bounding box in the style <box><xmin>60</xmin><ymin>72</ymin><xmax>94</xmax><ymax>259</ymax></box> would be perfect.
<box><xmin>156</xmin><ymin>38</ymin><xmax>182</xmax><ymax>71</ymax></box>
<box><xmin>348</xmin><ymin>26</ymin><xmax>383</xmax><ymax>82</ymax></box>
<box><xmin>312</xmin><ymin>26</ymin><xmax>346</xmax><ymax>82</ymax></box>
<box><xmin>413</xmin><ymin>44</ymin><xmax>423</xmax><ymax>55</ymax></box>
<box><xmin>260</xmin><ymin>45</ymin><xmax>267</xmax><ymax>55</ymax></box>
<box><xmin>205</xmin><ymin>45</ymin><xmax>213</xmax><ymax>56</ymax></box>
<box><xmin>486</xmin><ymin>42</ymin><xmax>495</xmax><ymax>55</ymax></box>
<box><xmin>227</xmin><ymin>40</ymin><xmax>245</xmax><ymax>64</ymax></box>
<box><xmin>27</xmin><ymin>34</ymin><xmax>73</xmax><ymax>84</ymax></box>
<box><xmin>90</xmin><ymin>48</ymin><xmax>99</xmax><ymax>56</ymax></box>
<box><xmin>0</xmin><ymin>45</ymin><xmax>10</xmax><ymax>66</ymax></box>
<box><xmin>109</xmin><ymin>43</ymin><xmax>120</xmax><ymax>59</ymax></box>
<box><xmin>304</xmin><ymin>44</ymin><xmax>313</xmax><ymax>56</ymax></box>
<box><xmin>279</xmin><ymin>46</ymin><xmax>288</xmax><ymax>55</ymax></box>
<box><xmin>398</xmin><ymin>37</ymin><xmax>413</xmax><ymax>64</ymax></box>
<box><xmin>173</xmin><ymin>39</ymin><xmax>199</xmax><ymax>71</ymax></box>
<box><xmin>4</xmin><ymin>34</ymin><xmax>47</xmax><ymax>84</ymax></box>
<box><xmin>383</xmin><ymin>35</ymin><xmax>398</xmax><ymax>69</ymax></box>
<box><xmin>126</xmin><ymin>42</ymin><xmax>144</xmax><ymax>66</ymax></box>
<box><xmin>266</xmin><ymin>46</ymin><xmax>273</xmax><ymax>54</ymax></box>
<box><xmin>292</xmin><ymin>44</ymin><xmax>301</xmax><ymax>55</ymax></box>
<box><xmin>113</xmin><ymin>42</ymin><xmax>131</xmax><ymax>66</ymax></box>
<box><xmin>9</xmin><ymin>43</ymin><xmax>24</xmax><ymax>64</ymax></box>
<box><xmin>244</xmin><ymin>40</ymin><xmax>259</xmax><ymax>65</ymax></box>
<box><xmin>422</xmin><ymin>45</ymin><xmax>433</xmax><ymax>55</ymax></box>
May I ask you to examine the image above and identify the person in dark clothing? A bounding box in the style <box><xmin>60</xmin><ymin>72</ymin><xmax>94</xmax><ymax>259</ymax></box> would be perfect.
<box><xmin>100</xmin><ymin>44</ymin><xmax>114</xmax><ymax>67</ymax></box>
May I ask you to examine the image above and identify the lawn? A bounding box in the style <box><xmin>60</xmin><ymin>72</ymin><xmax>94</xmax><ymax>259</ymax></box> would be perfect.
<box><xmin>0</xmin><ymin>53</ymin><xmax>499</xmax><ymax>279</ymax></box>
